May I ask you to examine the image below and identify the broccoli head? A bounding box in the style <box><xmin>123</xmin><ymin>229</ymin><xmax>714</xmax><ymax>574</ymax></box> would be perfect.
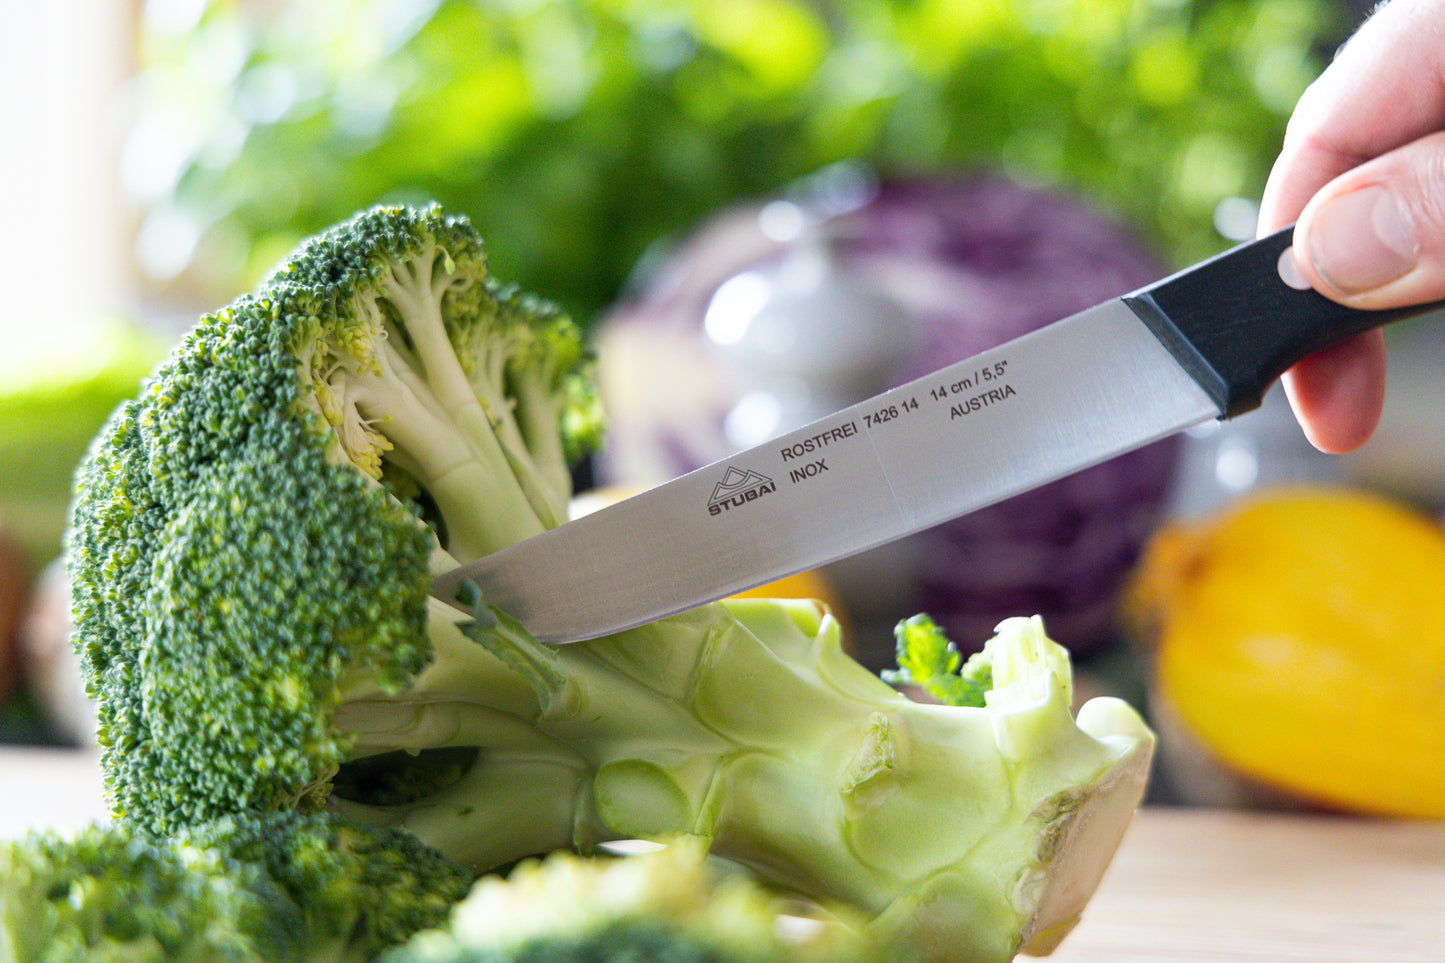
<box><xmin>69</xmin><ymin>204</ymin><xmax>600</xmax><ymax>830</ymax></box>
<box><xmin>0</xmin><ymin>811</ymin><xmax>472</xmax><ymax>962</ymax></box>
<box><xmin>67</xmin><ymin>204</ymin><xmax>1153</xmax><ymax>963</ymax></box>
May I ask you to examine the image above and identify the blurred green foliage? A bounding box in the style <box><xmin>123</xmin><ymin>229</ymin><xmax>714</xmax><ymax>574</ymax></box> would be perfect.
<box><xmin>129</xmin><ymin>0</ymin><xmax>1345</xmax><ymax>325</ymax></box>
<box><xmin>0</xmin><ymin>317</ymin><xmax>164</xmax><ymax>567</ymax></box>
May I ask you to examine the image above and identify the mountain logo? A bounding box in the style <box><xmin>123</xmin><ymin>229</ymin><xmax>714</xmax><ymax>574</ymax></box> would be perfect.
<box><xmin>706</xmin><ymin>467</ymin><xmax>776</xmax><ymax>516</ymax></box>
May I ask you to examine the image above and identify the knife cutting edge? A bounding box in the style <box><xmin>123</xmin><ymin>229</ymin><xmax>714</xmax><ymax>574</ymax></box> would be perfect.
<box><xmin>430</xmin><ymin>227</ymin><xmax>1440</xmax><ymax>643</ymax></box>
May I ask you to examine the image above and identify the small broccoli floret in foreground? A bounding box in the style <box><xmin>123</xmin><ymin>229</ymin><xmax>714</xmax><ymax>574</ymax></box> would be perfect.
<box><xmin>67</xmin><ymin>204</ymin><xmax>1153</xmax><ymax>963</ymax></box>
<box><xmin>385</xmin><ymin>840</ymin><xmax>901</xmax><ymax>963</ymax></box>
<box><xmin>0</xmin><ymin>812</ymin><xmax>472</xmax><ymax>962</ymax></box>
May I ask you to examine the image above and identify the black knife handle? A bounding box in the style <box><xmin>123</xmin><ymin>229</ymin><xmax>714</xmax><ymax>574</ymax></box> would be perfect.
<box><xmin>1123</xmin><ymin>227</ymin><xmax>1441</xmax><ymax>418</ymax></box>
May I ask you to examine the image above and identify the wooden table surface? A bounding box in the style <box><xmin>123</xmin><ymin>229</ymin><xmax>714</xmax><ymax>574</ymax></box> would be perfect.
<box><xmin>1047</xmin><ymin>805</ymin><xmax>1445</xmax><ymax>962</ymax></box>
<box><xmin>3</xmin><ymin>748</ymin><xmax>1442</xmax><ymax>960</ymax></box>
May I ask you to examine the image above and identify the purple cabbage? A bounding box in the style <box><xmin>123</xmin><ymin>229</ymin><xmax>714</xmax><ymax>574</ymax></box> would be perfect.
<box><xmin>594</xmin><ymin>171</ymin><xmax>1180</xmax><ymax>661</ymax></box>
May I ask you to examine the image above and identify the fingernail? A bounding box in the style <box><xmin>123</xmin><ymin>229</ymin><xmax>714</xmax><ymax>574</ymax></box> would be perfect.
<box><xmin>1308</xmin><ymin>185</ymin><xmax>1418</xmax><ymax>294</ymax></box>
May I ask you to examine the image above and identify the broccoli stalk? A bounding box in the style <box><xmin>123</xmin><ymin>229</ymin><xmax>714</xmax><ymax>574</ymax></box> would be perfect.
<box><xmin>335</xmin><ymin>604</ymin><xmax>1151</xmax><ymax>962</ymax></box>
<box><xmin>68</xmin><ymin>204</ymin><xmax>1151</xmax><ymax>963</ymax></box>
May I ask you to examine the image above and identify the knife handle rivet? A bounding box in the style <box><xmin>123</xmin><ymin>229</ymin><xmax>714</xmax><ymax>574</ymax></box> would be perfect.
<box><xmin>1276</xmin><ymin>246</ymin><xmax>1312</xmax><ymax>291</ymax></box>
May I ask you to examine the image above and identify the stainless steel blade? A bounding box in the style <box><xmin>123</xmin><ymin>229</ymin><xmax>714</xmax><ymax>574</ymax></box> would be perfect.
<box><xmin>432</xmin><ymin>299</ymin><xmax>1219</xmax><ymax>643</ymax></box>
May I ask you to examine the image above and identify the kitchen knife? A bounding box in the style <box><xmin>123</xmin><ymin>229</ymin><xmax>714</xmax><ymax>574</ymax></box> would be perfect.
<box><xmin>432</xmin><ymin>227</ymin><xmax>1438</xmax><ymax>643</ymax></box>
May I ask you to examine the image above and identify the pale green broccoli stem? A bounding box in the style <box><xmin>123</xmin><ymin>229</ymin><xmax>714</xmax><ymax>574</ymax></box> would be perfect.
<box><xmin>340</xmin><ymin>339</ymin><xmax>542</xmax><ymax>560</ymax></box>
<box><xmin>333</xmin><ymin>603</ymin><xmax>596</xmax><ymax>865</ymax></box>
<box><xmin>379</xmin><ymin>250</ymin><xmax>568</xmax><ymax>535</ymax></box>
<box><xmin>458</xmin><ymin>368</ymin><xmax>569</xmax><ymax>532</ymax></box>
<box><xmin>461</xmin><ymin>329</ymin><xmax>570</xmax><ymax>529</ymax></box>
<box><xmin>313</xmin><ymin>262</ymin><xmax>566</xmax><ymax>559</ymax></box>
<box><xmin>356</xmin><ymin>603</ymin><xmax>906</xmax><ymax>878</ymax></box>
<box><xmin>510</xmin><ymin>368</ymin><xmax>573</xmax><ymax>515</ymax></box>
<box><xmin>329</xmin><ymin>604</ymin><xmax>1152</xmax><ymax>963</ymax></box>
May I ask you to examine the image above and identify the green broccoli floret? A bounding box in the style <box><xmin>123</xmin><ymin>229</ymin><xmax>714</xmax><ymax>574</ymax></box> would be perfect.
<box><xmin>0</xmin><ymin>811</ymin><xmax>472</xmax><ymax>962</ymax></box>
<box><xmin>67</xmin><ymin>204</ymin><xmax>1154</xmax><ymax>963</ymax></box>
<box><xmin>383</xmin><ymin>840</ymin><xmax>901</xmax><ymax>963</ymax></box>
<box><xmin>884</xmin><ymin>614</ymin><xmax>994</xmax><ymax>708</ymax></box>
<box><xmin>182</xmin><ymin>811</ymin><xmax>475</xmax><ymax>959</ymax></box>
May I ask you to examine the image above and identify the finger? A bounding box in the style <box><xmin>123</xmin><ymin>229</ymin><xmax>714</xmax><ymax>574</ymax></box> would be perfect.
<box><xmin>1292</xmin><ymin>130</ymin><xmax>1445</xmax><ymax>308</ymax></box>
<box><xmin>1280</xmin><ymin>329</ymin><xmax>1387</xmax><ymax>453</ymax></box>
<box><xmin>1255</xmin><ymin>0</ymin><xmax>1445</xmax><ymax>451</ymax></box>
<box><xmin>1258</xmin><ymin>0</ymin><xmax>1445</xmax><ymax>232</ymax></box>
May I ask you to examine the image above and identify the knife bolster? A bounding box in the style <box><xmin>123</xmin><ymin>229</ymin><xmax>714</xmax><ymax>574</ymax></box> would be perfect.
<box><xmin>1121</xmin><ymin>227</ymin><xmax>1436</xmax><ymax>419</ymax></box>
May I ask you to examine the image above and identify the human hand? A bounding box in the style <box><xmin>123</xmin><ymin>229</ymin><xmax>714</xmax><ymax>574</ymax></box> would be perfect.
<box><xmin>1258</xmin><ymin>0</ymin><xmax>1445</xmax><ymax>452</ymax></box>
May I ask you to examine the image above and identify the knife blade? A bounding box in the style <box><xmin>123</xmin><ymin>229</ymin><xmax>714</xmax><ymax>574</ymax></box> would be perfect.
<box><xmin>431</xmin><ymin>227</ymin><xmax>1438</xmax><ymax>643</ymax></box>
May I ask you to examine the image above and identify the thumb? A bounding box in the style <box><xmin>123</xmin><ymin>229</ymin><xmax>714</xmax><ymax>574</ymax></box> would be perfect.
<box><xmin>1294</xmin><ymin>130</ymin><xmax>1445</xmax><ymax>310</ymax></box>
